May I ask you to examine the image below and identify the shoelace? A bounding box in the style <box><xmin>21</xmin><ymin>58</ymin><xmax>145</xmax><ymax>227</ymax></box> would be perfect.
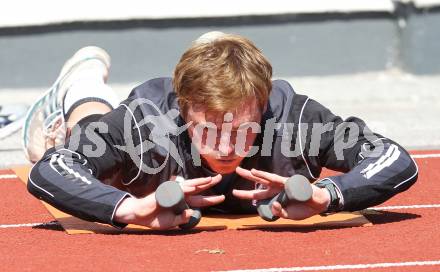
<box><xmin>42</xmin><ymin>109</ymin><xmax>66</xmax><ymax>143</ymax></box>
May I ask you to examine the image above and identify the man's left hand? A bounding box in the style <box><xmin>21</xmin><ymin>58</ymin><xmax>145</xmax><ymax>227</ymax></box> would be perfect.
<box><xmin>233</xmin><ymin>167</ymin><xmax>331</xmax><ymax>220</ymax></box>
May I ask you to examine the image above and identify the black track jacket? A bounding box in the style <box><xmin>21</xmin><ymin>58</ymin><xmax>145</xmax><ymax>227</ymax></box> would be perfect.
<box><xmin>28</xmin><ymin>78</ymin><xmax>418</xmax><ymax>227</ymax></box>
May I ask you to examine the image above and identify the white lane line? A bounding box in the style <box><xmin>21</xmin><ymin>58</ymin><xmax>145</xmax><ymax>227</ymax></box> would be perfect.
<box><xmin>411</xmin><ymin>153</ymin><xmax>440</xmax><ymax>159</ymax></box>
<box><xmin>0</xmin><ymin>174</ymin><xmax>18</xmax><ymax>179</ymax></box>
<box><xmin>368</xmin><ymin>204</ymin><xmax>440</xmax><ymax>211</ymax></box>
<box><xmin>0</xmin><ymin>222</ymin><xmax>59</xmax><ymax>229</ymax></box>
<box><xmin>219</xmin><ymin>260</ymin><xmax>440</xmax><ymax>272</ymax></box>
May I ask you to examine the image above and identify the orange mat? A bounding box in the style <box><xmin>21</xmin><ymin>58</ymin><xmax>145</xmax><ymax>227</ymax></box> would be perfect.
<box><xmin>13</xmin><ymin>166</ymin><xmax>372</xmax><ymax>234</ymax></box>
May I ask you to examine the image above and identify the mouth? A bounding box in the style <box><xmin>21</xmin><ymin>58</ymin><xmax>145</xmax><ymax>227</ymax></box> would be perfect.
<box><xmin>217</xmin><ymin>158</ymin><xmax>237</xmax><ymax>163</ymax></box>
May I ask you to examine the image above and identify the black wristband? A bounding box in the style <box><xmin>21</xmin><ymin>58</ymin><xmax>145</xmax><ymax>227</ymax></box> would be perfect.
<box><xmin>314</xmin><ymin>179</ymin><xmax>341</xmax><ymax>214</ymax></box>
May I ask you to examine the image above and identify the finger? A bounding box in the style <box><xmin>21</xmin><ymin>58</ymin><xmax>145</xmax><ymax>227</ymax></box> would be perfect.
<box><xmin>271</xmin><ymin>201</ymin><xmax>289</xmax><ymax>218</ymax></box>
<box><xmin>235</xmin><ymin>167</ymin><xmax>271</xmax><ymax>186</ymax></box>
<box><xmin>211</xmin><ymin>174</ymin><xmax>222</xmax><ymax>184</ymax></box>
<box><xmin>172</xmin><ymin>209</ymin><xmax>194</xmax><ymax>226</ymax></box>
<box><xmin>187</xmin><ymin>194</ymin><xmax>226</xmax><ymax>207</ymax></box>
<box><xmin>273</xmin><ymin>202</ymin><xmax>319</xmax><ymax>220</ymax></box>
<box><xmin>183</xmin><ymin>175</ymin><xmax>223</xmax><ymax>195</ymax></box>
<box><xmin>193</xmin><ymin>174</ymin><xmax>222</xmax><ymax>191</ymax></box>
<box><xmin>146</xmin><ymin>208</ymin><xmax>180</xmax><ymax>230</ymax></box>
<box><xmin>232</xmin><ymin>188</ymin><xmax>275</xmax><ymax>200</ymax></box>
<box><xmin>250</xmin><ymin>169</ymin><xmax>286</xmax><ymax>186</ymax></box>
<box><xmin>182</xmin><ymin>176</ymin><xmax>213</xmax><ymax>188</ymax></box>
<box><xmin>180</xmin><ymin>178</ymin><xmax>212</xmax><ymax>194</ymax></box>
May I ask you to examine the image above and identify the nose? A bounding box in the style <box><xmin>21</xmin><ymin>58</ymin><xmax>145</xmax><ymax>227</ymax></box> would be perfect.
<box><xmin>218</xmin><ymin>132</ymin><xmax>235</xmax><ymax>157</ymax></box>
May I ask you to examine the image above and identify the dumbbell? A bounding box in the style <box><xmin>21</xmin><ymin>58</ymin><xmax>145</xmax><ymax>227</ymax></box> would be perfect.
<box><xmin>155</xmin><ymin>180</ymin><xmax>202</xmax><ymax>230</ymax></box>
<box><xmin>257</xmin><ymin>174</ymin><xmax>313</xmax><ymax>222</ymax></box>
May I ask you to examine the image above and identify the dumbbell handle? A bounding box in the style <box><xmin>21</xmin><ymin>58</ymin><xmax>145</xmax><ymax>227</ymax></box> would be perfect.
<box><xmin>256</xmin><ymin>192</ymin><xmax>286</xmax><ymax>222</ymax></box>
<box><xmin>155</xmin><ymin>181</ymin><xmax>202</xmax><ymax>230</ymax></box>
<box><xmin>257</xmin><ymin>175</ymin><xmax>313</xmax><ymax>222</ymax></box>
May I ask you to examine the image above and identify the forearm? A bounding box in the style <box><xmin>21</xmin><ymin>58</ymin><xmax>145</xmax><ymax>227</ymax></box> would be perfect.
<box><xmin>296</xmin><ymin>97</ymin><xmax>418</xmax><ymax>212</ymax></box>
<box><xmin>322</xmin><ymin>140</ymin><xmax>418</xmax><ymax>211</ymax></box>
<box><xmin>28</xmin><ymin>149</ymin><xmax>130</xmax><ymax>228</ymax></box>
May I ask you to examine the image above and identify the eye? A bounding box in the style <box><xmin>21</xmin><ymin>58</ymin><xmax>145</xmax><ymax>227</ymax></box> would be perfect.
<box><xmin>201</xmin><ymin>126</ymin><xmax>218</xmax><ymax>146</ymax></box>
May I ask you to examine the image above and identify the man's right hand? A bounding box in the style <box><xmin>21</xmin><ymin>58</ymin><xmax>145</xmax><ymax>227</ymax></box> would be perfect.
<box><xmin>113</xmin><ymin>175</ymin><xmax>225</xmax><ymax>229</ymax></box>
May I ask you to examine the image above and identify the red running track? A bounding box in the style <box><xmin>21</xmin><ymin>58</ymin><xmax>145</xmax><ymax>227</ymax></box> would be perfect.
<box><xmin>0</xmin><ymin>151</ymin><xmax>439</xmax><ymax>271</ymax></box>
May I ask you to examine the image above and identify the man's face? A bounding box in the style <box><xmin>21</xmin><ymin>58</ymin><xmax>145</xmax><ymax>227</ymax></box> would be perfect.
<box><xmin>185</xmin><ymin>98</ymin><xmax>263</xmax><ymax>174</ymax></box>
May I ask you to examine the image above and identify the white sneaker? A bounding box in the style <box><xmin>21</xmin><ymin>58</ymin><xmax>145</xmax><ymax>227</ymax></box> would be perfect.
<box><xmin>22</xmin><ymin>46</ymin><xmax>111</xmax><ymax>163</ymax></box>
